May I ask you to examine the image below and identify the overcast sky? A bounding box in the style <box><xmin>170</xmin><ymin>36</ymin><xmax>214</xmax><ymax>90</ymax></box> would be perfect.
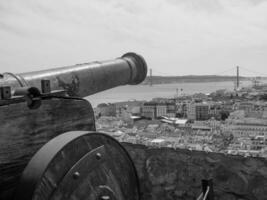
<box><xmin>0</xmin><ymin>0</ymin><xmax>267</xmax><ymax>76</ymax></box>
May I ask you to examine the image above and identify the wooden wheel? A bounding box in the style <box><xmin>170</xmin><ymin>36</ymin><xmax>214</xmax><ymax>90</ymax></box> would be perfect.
<box><xmin>14</xmin><ymin>131</ymin><xmax>140</xmax><ymax>200</ymax></box>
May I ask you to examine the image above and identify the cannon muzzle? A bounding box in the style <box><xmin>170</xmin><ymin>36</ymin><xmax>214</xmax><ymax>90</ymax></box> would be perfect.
<box><xmin>0</xmin><ymin>52</ymin><xmax>147</xmax><ymax>97</ymax></box>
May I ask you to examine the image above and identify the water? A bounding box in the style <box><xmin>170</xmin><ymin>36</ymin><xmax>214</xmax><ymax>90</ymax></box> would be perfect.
<box><xmin>86</xmin><ymin>81</ymin><xmax>253</xmax><ymax>107</ymax></box>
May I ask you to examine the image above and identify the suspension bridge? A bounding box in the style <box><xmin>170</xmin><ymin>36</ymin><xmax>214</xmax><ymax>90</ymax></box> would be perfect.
<box><xmin>147</xmin><ymin>66</ymin><xmax>267</xmax><ymax>90</ymax></box>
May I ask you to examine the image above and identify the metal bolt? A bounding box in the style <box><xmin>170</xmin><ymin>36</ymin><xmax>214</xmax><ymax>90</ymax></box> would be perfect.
<box><xmin>73</xmin><ymin>171</ymin><xmax>80</xmax><ymax>179</ymax></box>
<box><xmin>96</xmin><ymin>152</ymin><xmax>102</xmax><ymax>160</ymax></box>
<box><xmin>100</xmin><ymin>195</ymin><xmax>110</xmax><ymax>200</ymax></box>
<box><xmin>41</xmin><ymin>79</ymin><xmax>51</xmax><ymax>94</ymax></box>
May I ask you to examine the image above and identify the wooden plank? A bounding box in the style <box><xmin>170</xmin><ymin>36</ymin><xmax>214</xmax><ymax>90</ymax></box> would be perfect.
<box><xmin>0</xmin><ymin>98</ymin><xmax>95</xmax><ymax>200</ymax></box>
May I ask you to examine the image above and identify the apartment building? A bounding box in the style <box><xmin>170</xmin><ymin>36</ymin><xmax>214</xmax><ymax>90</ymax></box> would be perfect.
<box><xmin>142</xmin><ymin>101</ymin><xmax>176</xmax><ymax>119</ymax></box>
<box><xmin>142</xmin><ymin>102</ymin><xmax>157</xmax><ymax>119</ymax></box>
<box><xmin>187</xmin><ymin>102</ymin><xmax>209</xmax><ymax>120</ymax></box>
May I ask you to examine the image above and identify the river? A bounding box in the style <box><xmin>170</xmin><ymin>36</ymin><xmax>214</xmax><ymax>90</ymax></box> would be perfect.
<box><xmin>86</xmin><ymin>81</ymin><xmax>255</xmax><ymax>107</ymax></box>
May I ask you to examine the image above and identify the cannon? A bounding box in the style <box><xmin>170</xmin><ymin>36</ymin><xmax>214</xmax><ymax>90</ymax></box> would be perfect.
<box><xmin>0</xmin><ymin>53</ymin><xmax>147</xmax><ymax>200</ymax></box>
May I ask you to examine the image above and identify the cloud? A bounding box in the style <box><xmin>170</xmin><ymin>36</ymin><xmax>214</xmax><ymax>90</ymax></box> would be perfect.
<box><xmin>0</xmin><ymin>0</ymin><xmax>267</xmax><ymax>75</ymax></box>
<box><xmin>166</xmin><ymin>0</ymin><xmax>224</xmax><ymax>13</ymax></box>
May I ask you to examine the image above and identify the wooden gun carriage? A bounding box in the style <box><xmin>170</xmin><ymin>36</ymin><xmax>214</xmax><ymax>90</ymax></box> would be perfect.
<box><xmin>0</xmin><ymin>53</ymin><xmax>147</xmax><ymax>200</ymax></box>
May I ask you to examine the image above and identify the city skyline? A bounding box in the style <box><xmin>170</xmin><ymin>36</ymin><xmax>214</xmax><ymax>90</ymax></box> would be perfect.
<box><xmin>0</xmin><ymin>0</ymin><xmax>267</xmax><ymax>76</ymax></box>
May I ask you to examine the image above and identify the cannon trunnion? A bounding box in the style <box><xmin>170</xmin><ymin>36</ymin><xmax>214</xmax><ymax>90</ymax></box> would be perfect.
<box><xmin>0</xmin><ymin>53</ymin><xmax>147</xmax><ymax>200</ymax></box>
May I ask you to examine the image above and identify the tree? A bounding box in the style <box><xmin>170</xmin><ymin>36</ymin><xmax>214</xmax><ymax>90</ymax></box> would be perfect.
<box><xmin>220</xmin><ymin>111</ymin><xmax>230</xmax><ymax>121</ymax></box>
<box><xmin>260</xmin><ymin>94</ymin><xmax>267</xmax><ymax>101</ymax></box>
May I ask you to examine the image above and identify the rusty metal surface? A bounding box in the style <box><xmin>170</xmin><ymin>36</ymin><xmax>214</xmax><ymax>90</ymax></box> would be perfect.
<box><xmin>14</xmin><ymin>131</ymin><xmax>140</xmax><ymax>200</ymax></box>
<box><xmin>0</xmin><ymin>53</ymin><xmax>147</xmax><ymax>98</ymax></box>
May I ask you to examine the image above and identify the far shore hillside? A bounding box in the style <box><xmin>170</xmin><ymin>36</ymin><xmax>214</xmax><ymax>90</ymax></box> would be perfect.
<box><xmin>142</xmin><ymin>75</ymin><xmax>267</xmax><ymax>85</ymax></box>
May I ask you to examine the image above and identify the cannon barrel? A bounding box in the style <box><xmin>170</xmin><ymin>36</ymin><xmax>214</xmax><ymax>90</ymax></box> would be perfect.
<box><xmin>0</xmin><ymin>52</ymin><xmax>147</xmax><ymax>97</ymax></box>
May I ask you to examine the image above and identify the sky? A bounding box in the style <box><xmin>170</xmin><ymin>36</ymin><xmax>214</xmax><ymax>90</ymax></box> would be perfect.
<box><xmin>0</xmin><ymin>0</ymin><xmax>267</xmax><ymax>76</ymax></box>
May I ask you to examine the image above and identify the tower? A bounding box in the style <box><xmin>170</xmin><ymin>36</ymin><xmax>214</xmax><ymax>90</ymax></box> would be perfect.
<box><xmin>149</xmin><ymin>68</ymin><xmax>153</xmax><ymax>86</ymax></box>
<box><xmin>236</xmin><ymin>66</ymin><xmax>239</xmax><ymax>89</ymax></box>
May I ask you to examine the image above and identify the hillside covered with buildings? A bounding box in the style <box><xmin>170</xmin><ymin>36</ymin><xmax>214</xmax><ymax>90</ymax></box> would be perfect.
<box><xmin>94</xmin><ymin>85</ymin><xmax>267</xmax><ymax>158</ymax></box>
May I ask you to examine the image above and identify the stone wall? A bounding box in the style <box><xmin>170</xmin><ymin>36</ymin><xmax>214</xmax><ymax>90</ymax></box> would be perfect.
<box><xmin>123</xmin><ymin>143</ymin><xmax>267</xmax><ymax>200</ymax></box>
